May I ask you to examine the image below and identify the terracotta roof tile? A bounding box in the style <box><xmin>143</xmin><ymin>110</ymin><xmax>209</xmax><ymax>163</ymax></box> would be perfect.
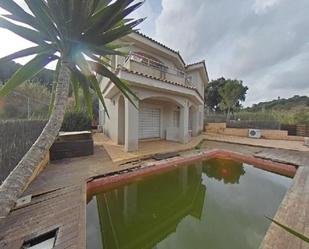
<box><xmin>185</xmin><ymin>60</ymin><xmax>206</xmax><ymax>68</ymax></box>
<box><xmin>118</xmin><ymin>66</ymin><xmax>204</xmax><ymax>101</ymax></box>
<box><xmin>134</xmin><ymin>31</ymin><xmax>186</xmax><ymax>66</ymax></box>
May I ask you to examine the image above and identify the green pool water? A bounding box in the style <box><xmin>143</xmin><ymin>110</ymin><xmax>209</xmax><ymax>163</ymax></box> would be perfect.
<box><xmin>86</xmin><ymin>158</ymin><xmax>292</xmax><ymax>249</ymax></box>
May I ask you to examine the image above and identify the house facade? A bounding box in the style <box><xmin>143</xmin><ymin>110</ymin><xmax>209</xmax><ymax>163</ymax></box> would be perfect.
<box><xmin>99</xmin><ymin>32</ymin><xmax>208</xmax><ymax>152</ymax></box>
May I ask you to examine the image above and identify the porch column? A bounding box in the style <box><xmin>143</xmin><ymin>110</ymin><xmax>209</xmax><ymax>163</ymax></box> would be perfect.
<box><xmin>191</xmin><ymin>108</ymin><xmax>199</xmax><ymax>136</ymax></box>
<box><xmin>179</xmin><ymin>105</ymin><xmax>189</xmax><ymax>143</ymax></box>
<box><xmin>125</xmin><ymin>97</ymin><xmax>139</xmax><ymax>152</ymax></box>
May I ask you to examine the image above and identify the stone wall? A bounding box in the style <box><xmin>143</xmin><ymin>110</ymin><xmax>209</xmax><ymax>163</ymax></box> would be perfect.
<box><xmin>0</xmin><ymin>120</ymin><xmax>47</xmax><ymax>183</ymax></box>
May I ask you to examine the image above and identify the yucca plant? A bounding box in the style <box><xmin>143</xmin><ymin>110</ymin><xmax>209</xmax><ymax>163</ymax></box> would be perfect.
<box><xmin>0</xmin><ymin>0</ymin><xmax>144</xmax><ymax>218</ymax></box>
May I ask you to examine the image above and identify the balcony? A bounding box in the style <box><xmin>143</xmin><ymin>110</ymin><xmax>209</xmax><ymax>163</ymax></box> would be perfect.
<box><xmin>123</xmin><ymin>52</ymin><xmax>192</xmax><ymax>86</ymax></box>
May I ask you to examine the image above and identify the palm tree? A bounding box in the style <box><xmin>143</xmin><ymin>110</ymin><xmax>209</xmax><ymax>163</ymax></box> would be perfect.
<box><xmin>0</xmin><ymin>0</ymin><xmax>144</xmax><ymax>218</ymax></box>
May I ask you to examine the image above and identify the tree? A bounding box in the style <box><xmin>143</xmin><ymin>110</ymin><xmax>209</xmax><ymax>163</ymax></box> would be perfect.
<box><xmin>205</xmin><ymin>77</ymin><xmax>248</xmax><ymax>113</ymax></box>
<box><xmin>204</xmin><ymin>77</ymin><xmax>226</xmax><ymax>112</ymax></box>
<box><xmin>218</xmin><ymin>80</ymin><xmax>248</xmax><ymax>121</ymax></box>
<box><xmin>0</xmin><ymin>0</ymin><xmax>144</xmax><ymax>217</ymax></box>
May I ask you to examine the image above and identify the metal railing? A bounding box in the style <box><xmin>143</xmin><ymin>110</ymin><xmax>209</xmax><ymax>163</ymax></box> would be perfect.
<box><xmin>125</xmin><ymin>52</ymin><xmax>193</xmax><ymax>85</ymax></box>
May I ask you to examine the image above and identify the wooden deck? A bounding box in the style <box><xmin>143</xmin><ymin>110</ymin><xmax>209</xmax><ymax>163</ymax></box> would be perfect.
<box><xmin>0</xmin><ymin>139</ymin><xmax>308</xmax><ymax>248</ymax></box>
<box><xmin>0</xmin><ymin>146</ymin><xmax>127</xmax><ymax>249</ymax></box>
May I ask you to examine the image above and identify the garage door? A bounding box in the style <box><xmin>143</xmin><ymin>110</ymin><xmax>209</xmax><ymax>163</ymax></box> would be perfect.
<box><xmin>139</xmin><ymin>107</ymin><xmax>160</xmax><ymax>139</ymax></box>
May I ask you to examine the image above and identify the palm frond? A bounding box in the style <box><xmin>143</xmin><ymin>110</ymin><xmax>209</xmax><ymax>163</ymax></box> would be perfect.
<box><xmin>0</xmin><ymin>0</ymin><xmax>145</xmax><ymax>116</ymax></box>
<box><xmin>0</xmin><ymin>0</ymin><xmax>39</xmax><ymax>29</ymax></box>
<box><xmin>0</xmin><ymin>53</ymin><xmax>57</xmax><ymax>98</ymax></box>
<box><xmin>266</xmin><ymin>217</ymin><xmax>309</xmax><ymax>244</ymax></box>
<box><xmin>0</xmin><ymin>46</ymin><xmax>50</xmax><ymax>63</ymax></box>
<box><xmin>89</xmin><ymin>61</ymin><xmax>138</xmax><ymax>108</ymax></box>
<box><xmin>0</xmin><ymin>17</ymin><xmax>49</xmax><ymax>45</ymax></box>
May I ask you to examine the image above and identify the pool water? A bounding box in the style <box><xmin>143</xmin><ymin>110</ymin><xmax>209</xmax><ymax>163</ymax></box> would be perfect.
<box><xmin>86</xmin><ymin>158</ymin><xmax>292</xmax><ymax>249</ymax></box>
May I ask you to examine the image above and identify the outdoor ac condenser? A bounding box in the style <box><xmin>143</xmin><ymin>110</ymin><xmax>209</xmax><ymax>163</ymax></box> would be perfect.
<box><xmin>248</xmin><ymin>129</ymin><xmax>261</xmax><ymax>139</ymax></box>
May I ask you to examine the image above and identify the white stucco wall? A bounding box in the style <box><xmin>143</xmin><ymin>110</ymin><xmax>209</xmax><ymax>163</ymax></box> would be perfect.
<box><xmin>187</xmin><ymin>69</ymin><xmax>204</xmax><ymax>97</ymax></box>
<box><xmin>98</xmin><ymin>33</ymin><xmax>207</xmax><ymax>151</ymax></box>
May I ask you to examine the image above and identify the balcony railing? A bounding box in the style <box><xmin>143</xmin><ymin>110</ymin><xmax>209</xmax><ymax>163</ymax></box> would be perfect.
<box><xmin>124</xmin><ymin>52</ymin><xmax>192</xmax><ymax>86</ymax></box>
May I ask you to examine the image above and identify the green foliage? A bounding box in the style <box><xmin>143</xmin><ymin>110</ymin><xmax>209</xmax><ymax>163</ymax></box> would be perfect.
<box><xmin>245</xmin><ymin>95</ymin><xmax>309</xmax><ymax>112</ymax></box>
<box><xmin>0</xmin><ymin>81</ymin><xmax>50</xmax><ymax>119</ymax></box>
<box><xmin>0</xmin><ymin>60</ymin><xmax>54</xmax><ymax>88</ymax></box>
<box><xmin>294</xmin><ymin>110</ymin><xmax>309</xmax><ymax>124</ymax></box>
<box><xmin>234</xmin><ymin>109</ymin><xmax>309</xmax><ymax>125</ymax></box>
<box><xmin>234</xmin><ymin>111</ymin><xmax>278</xmax><ymax>122</ymax></box>
<box><xmin>217</xmin><ymin>79</ymin><xmax>248</xmax><ymax>120</ymax></box>
<box><xmin>0</xmin><ymin>0</ymin><xmax>145</xmax><ymax>118</ymax></box>
<box><xmin>205</xmin><ymin>77</ymin><xmax>248</xmax><ymax>112</ymax></box>
<box><xmin>61</xmin><ymin>111</ymin><xmax>92</xmax><ymax>132</ymax></box>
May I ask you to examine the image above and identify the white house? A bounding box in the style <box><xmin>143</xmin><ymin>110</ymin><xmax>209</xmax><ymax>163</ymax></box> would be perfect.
<box><xmin>99</xmin><ymin>32</ymin><xmax>209</xmax><ymax>152</ymax></box>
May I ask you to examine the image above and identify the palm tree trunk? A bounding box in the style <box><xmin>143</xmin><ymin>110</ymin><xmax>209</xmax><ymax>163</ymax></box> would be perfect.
<box><xmin>0</xmin><ymin>62</ymin><xmax>71</xmax><ymax>218</ymax></box>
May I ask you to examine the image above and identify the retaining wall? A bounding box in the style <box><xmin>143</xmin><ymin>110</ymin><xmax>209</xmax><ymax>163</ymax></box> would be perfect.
<box><xmin>205</xmin><ymin>123</ymin><xmax>305</xmax><ymax>141</ymax></box>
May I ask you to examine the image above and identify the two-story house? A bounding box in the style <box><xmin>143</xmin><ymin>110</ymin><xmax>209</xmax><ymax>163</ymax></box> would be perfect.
<box><xmin>99</xmin><ymin>32</ymin><xmax>208</xmax><ymax>152</ymax></box>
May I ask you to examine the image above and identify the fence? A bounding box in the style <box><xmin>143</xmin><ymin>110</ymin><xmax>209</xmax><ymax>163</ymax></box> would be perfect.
<box><xmin>204</xmin><ymin>114</ymin><xmax>227</xmax><ymax>123</ymax></box>
<box><xmin>0</xmin><ymin>120</ymin><xmax>46</xmax><ymax>183</ymax></box>
<box><xmin>204</xmin><ymin>114</ymin><xmax>281</xmax><ymax>130</ymax></box>
<box><xmin>281</xmin><ymin>124</ymin><xmax>309</xmax><ymax>137</ymax></box>
<box><xmin>227</xmin><ymin>120</ymin><xmax>281</xmax><ymax>130</ymax></box>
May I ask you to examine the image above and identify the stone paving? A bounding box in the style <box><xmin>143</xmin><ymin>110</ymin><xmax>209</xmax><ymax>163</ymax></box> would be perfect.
<box><xmin>205</xmin><ymin>132</ymin><xmax>309</xmax><ymax>152</ymax></box>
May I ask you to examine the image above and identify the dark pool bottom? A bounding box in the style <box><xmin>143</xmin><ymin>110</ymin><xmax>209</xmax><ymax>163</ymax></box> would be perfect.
<box><xmin>86</xmin><ymin>156</ymin><xmax>292</xmax><ymax>249</ymax></box>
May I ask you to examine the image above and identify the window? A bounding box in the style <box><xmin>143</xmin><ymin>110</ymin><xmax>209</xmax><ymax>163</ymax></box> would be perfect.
<box><xmin>173</xmin><ymin>111</ymin><xmax>180</xmax><ymax>128</ymax></box>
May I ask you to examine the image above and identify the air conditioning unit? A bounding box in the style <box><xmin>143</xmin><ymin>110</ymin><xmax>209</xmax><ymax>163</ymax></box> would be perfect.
<box><xmin>248</xmin><ymin>129</ymin><xmax>261</xmax><ymax>139</ymax></box>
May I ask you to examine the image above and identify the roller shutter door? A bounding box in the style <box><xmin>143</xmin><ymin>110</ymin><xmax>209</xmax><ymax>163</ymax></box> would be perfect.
<box><xmin>139</xmin><ymin>107</ymin><xmax>160</xmax><ymax>139</ymax></box>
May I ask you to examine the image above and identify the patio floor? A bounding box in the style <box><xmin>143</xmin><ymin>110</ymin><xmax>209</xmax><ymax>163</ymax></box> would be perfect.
<box><xmin>205</xmin><ymin>132</ymin><xmax>309</xmax><ymax>152</ymax></box>
<box><xmin>94</xmin><ymin>133</ymin><xmax>205</xmax><ymax>164</ymax></box>
<box><xmin>95</xmin><ymin>132</ymin><xmax>309</xmax><ymax>164</ymax></box>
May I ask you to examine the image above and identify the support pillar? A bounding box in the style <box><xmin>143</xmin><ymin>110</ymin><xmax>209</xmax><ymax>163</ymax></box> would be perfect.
<box><xmin>179</xmin><ymin>105</ymin><xmax>189</xmax><ymax>143</ymax></box>
<box><xmin>191</xmin><ymin>108</ymin><xmax>199</xmax><ymax>136</ymax></box>
<box><xmin>125</xmin><ymin>98</ymin><xmax>139</xmax><ymax>152</ymax></box>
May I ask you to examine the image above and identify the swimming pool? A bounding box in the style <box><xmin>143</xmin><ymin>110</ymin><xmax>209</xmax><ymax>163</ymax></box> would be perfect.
<box><xmin>86</xmin><ymin>157</ymin><xmax>292</xmax><ymax>249</ymax></box>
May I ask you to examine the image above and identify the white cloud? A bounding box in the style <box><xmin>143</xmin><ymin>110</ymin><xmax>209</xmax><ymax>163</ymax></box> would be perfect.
<box><xmin>253</xmin><ymin>0</ymin><xmax>282</xmax><ymax>14</ymax></box>
<box><xmin>154</xmin><ymin>0</ymin><xmax>309</xmax><ymax>106</ymax></box>
<box><xmin>129</xmin><ymin>0</ymin><xmax>161</xmax><ymax>37</ymax></box>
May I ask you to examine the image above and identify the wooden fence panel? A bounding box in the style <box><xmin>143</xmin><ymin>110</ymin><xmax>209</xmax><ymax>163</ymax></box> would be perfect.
<box><xmin>281</xmin><ymin>124</ymin><xmax>297</xmax><ymax>136</ymax></box>
<box><xmin>227</xmin><ymin>120</ymin><xmax>281</xmax><ymax>130</ymax></box>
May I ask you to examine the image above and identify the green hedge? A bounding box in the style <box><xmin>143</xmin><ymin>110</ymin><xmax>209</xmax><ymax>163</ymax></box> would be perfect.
<box><xmin>61</xmin><ymin>111</ymin><xmax>92</xmax><ymax>132</ymax></box>
<box><xmin>0</xmin><ymin>120</ymin><xmax>46</xmax><ymax>182</ymax></box>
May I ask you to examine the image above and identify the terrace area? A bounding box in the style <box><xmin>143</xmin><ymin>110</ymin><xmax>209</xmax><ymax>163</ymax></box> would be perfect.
<box><xmin>122</xmin><ymin>52</ymin><xmax>193</xmax><ymax>87</ymax></box>
<box><xmin>0</xmin><ymin>132</ymin><xmax>308</xmax><ymax>248</ymax></box>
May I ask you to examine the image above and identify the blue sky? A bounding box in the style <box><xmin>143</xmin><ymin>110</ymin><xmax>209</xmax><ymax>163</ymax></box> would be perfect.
<box><xmin>1</xmin><ymin>0</ymin><xmax>309</xmax><ymax>106</ymax></box>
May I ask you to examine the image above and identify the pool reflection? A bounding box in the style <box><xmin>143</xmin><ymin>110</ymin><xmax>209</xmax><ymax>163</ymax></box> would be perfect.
<box><xmin>88</xmin><ymin>164</ymin><xmax>206</xmax><ymax>249</ymax></box>
<box><xmin>87</xmin><ymin>158</ymin><xmax>290</xmax><ymax>249</ymax></box>
<box><xmin>203</xmin><ymin>158</ymin><xmax>245</xmax><ymax>184</ymax></box>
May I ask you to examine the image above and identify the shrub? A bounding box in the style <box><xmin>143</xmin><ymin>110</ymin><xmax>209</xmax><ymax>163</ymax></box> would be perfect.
<box><xmin>61</xmin><ymin>111</ymin><xmax>92</xmax><ymax>132</ymax></box>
